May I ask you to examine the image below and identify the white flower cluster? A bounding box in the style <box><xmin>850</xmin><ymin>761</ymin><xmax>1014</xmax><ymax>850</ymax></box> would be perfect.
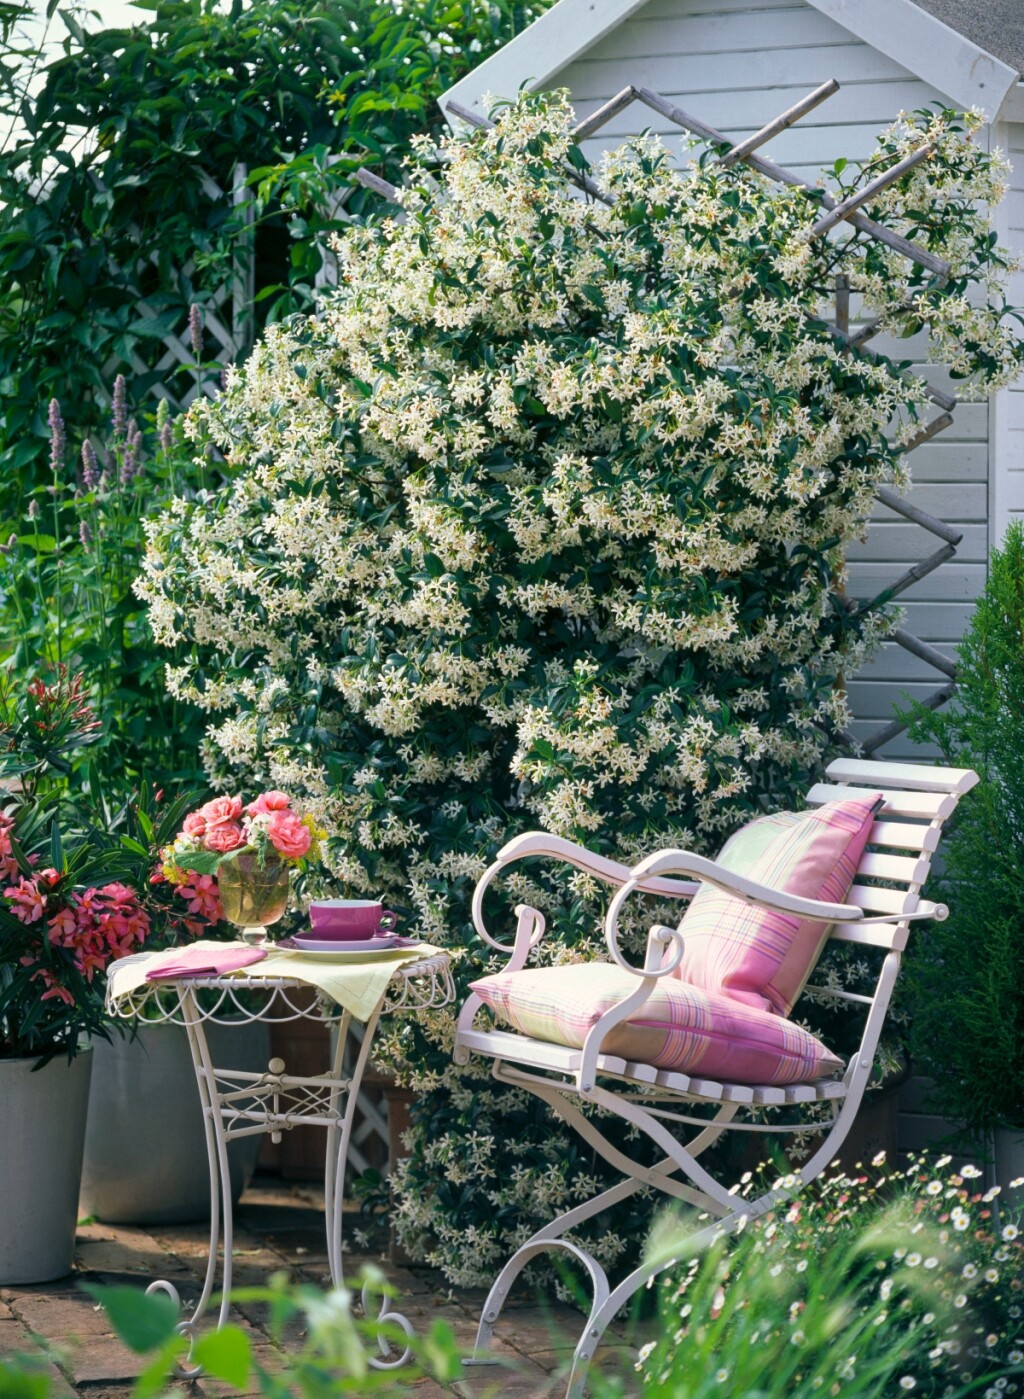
<box><xmin>137</xmin><ymin>93</ymin><xmax>1023</xmax><ymax>1284</ymax></box>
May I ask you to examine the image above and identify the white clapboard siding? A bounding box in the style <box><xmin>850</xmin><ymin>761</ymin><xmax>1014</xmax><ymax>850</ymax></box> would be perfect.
<box><xmin>548</xmin><ymin>0</ymin><xmax>989</xmax><ymax>757</ymax></box>
<box><xmin>991</xmin><ymin>122</ymin><xmax>1024</xmax><ymax>551</ymax></box>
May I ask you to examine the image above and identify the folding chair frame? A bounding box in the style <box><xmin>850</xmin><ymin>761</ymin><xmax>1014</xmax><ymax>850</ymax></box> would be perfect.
<box><xmin>452</xmin><ymin>758</ymin><xmax>978</xmax><ymax>1397</ymax></box>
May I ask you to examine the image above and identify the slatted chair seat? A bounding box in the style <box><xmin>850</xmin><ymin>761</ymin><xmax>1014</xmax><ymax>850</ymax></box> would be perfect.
<box><xmin>452</xmin><ymin>757</ymin><xmax>978</xmax><ymax>1398</ymax></box>
<box><xmin>457</xmin><ymin>1025</ymin><xmax>851</xmax><ymax>1105</ymax></box>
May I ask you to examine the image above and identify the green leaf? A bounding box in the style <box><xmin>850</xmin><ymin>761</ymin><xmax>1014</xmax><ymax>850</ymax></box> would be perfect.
<box><xmin>85</xmin><ymin>1285</ymin><xmax>179</xmax><ymax>1353</ymax></box>
<box><xmin>16</xmin><ymin>534</ymin><xmax>56</xmax><ymax>554</ymax></box>
<box><xmin>0</xmin><ymin>1365</ymin><xmax>50</xmax><ymax>1399</ymax></box>
<box><xmin>49</xmin><ymin>819</ymin><xmax>63</xmax><ymax>873</ymax></box>
<box><xmin>173</xmin><ymin>849</ymin><xmax>222</xmax><ymax>876</ymax></box>
<box><xmin>192</xmin><ymin>1326</ymin><xmax>251</xmax><ymax>1388</ymax></box>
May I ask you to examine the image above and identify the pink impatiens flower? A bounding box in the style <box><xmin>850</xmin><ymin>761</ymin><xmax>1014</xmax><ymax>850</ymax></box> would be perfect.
<box><xmin>266</xmin><ymin>810</ymin><xmax>311</xmax><ymax>861</ymax></box>
<box><xmin>5</xmin><ymin>874</ymin><xmax>49</xmax><ymax>923</ymax></box>
<box><xmin>246</xmin><ymin>790</ymin><xmax>291</xmax><ymax>816</ymax></box>
<box><xmin>177</xmin><ymin>873</ymin><xmax>223</xmax><ymax>925</ymax></box>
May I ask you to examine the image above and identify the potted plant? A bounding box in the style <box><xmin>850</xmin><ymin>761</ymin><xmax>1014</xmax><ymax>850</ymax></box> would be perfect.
<box><xmin>904</xmin><ymin>522</ymin><xmax>1024</xmax><ymax>1189</ymax></box>
<box><xmin>0</xmin><ymin>668</ymin><xmax>151</xmax><ymax>1283</ymax></box>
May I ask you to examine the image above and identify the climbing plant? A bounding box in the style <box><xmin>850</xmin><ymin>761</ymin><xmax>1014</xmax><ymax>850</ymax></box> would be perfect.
<box><xmin>138</xmin><ymin>94</ymin><xmax>1023</xmax><ymax>1284</ymax></box>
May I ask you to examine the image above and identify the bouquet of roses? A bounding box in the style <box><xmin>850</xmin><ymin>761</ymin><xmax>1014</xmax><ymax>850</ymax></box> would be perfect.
<box><xmin>160</xmin><ymin>791</ymin><xmax>323</xmax><ymax>933</ymax></box>
<box><xmin>162</xmin><ymin>791</ymin><xmax>321</xmax><ymax>877</ymax></box>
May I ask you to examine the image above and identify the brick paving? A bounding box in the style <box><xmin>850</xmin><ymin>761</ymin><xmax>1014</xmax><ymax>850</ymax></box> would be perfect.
<box><xmin>0</xmin><ymin>1178</ymin><xmax>641</xmax><ymax>1399</ymax></box>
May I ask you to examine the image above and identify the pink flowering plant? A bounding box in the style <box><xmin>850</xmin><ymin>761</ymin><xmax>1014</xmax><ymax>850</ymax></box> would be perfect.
<box><xmin>0</xmin><ymin>668</ymin><xmax>220</xmax><ymax>1059</ymax></box>
<box><xmin>161</xmin><ymin>790</ymin><xmax>322</xmax><ymax>886</ymax></box>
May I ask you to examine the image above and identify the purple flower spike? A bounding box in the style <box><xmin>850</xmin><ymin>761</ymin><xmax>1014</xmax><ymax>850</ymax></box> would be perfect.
<box><xmin>120</xmin><ymin>420</ymin><xmax>142</xmax><ymax>484</ymax></box>
<box><xmin>48</xmin><ymin>398</ymin><xmax>65</xmax><ymax>474</ymax></box>
<box><xmin>81</xmin><ymin>440</ymin><xmax>99</xmax><ymax>490</ymax></box>
<box><xmin>111</xmin><ymin>375</ymin><xmax>127</xmax><ymax>439</ymax></box>
<box><xmin>160</xmin><ymin>420</ymin><xmax>173</xmax><ymax>457</ymax></box>
<box><xmin>189</xmin><ymin>303</ymin><xmax>203</xmax><ymax>359</ymax></box>
<box><xmin>79</xmin><ymin>520</ymin><xmax>92</xmax><ymax>545</ymax></box>
<box><xmin>27</xmin><ymin>499</ymin><xmax>39</xmax><ymax>519</ymax></box>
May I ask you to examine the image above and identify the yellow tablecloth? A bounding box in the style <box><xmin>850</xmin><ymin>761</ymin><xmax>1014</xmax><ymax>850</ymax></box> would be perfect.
<box><xmin>106</xmin><ymin>938</ymin><xmax>448</xmax><ymax>1023</ymax></box>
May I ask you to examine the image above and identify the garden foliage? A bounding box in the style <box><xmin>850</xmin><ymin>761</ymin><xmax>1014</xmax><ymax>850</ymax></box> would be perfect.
<box><xmin>139</xmin><ymin>95</ymin><xmax>1023</xmax><ymax>1283</ymax></box>
<box><xmin>638</xmin><ymin>1157</ymin><xmax>1024</xmax><ymax>1398</ymax></box>
<box><xmin>0</xmin><ymin>379</ymin><xmax>211</xmax><ymax>784</ymax></box>
<box><xmin>904</xmin><ymin>522</ymin><xmax>1024</xmax><ymax>1134</ymax></box>
<box><xmin>0</xmin><ymin>0</ymin><xmax>546</xmax><ymax>507</ymax></box>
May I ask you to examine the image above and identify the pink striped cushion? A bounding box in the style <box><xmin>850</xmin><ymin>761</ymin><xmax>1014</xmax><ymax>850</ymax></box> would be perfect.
<box><xmin>470</xmin><ymin>964</ymin><xmax>843</xmax><ymax>1084</ymax></box>
<box><xmin>675</xmin><ymin>795</ymin><xmax>882</xmax><ymax>1016</ymax></box>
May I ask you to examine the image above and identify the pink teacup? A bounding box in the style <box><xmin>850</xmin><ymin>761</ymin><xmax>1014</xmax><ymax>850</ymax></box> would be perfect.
<box><xmin>308</xmin><ymin>900</ymin><xmax>398</xmax><ymax>941</ymax></box>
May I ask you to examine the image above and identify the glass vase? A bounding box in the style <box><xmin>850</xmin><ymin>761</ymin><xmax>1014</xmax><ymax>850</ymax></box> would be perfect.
<box><xmin>217</xmin><ymin>851</ymin><xmax>290</xmax><ymax>945</ymax></box>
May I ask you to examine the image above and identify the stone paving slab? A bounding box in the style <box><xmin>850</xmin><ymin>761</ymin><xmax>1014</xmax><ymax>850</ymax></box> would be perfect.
<box><xmin>0</xmin><ymin>1177</ymin><xmax>641</xmax><ymax>1399</ymax></box>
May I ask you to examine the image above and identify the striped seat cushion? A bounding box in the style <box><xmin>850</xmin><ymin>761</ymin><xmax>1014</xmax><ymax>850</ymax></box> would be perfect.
<box><xmin>675</xmin><ymin>794</ymin><xmax>882</xmax><ymax>1016</ymax></box>
<box><xmin>470</xmin><ymin>964</ymin><xmax>844</xmax><ymax>1085</ymax></box>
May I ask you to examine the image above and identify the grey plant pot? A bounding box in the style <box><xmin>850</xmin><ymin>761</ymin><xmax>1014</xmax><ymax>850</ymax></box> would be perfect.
<box><xmin>0</xmin><ymin>1047</ymin><xmax>93</xmax><ymax>1285</ymax></box>
<box><xmin>995</xmin><ymin>1125</ymin><xmax>1024</xmax><ymax>1198</ymax></box>
<box><xmin>80</xmin><ymin>1019</ymin><xmax>270</xmax><ymax>1225</ymax></box>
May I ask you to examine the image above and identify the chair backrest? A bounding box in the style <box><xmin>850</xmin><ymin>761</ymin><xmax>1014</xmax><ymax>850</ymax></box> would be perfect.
<box><xmin>806</xmin><ymin>756</ymin><xmax>979</xmax><ymax>954</ymax></box>
<box><xmin>797</xmin><ymin>757</ymin><xmax>977</xmax><ymax>1092</ymax></box>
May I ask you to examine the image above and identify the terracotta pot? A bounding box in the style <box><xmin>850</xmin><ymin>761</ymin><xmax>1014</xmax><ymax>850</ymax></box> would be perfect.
<box><xmin>0</xmin><ymin>1048</ymin><xmax>93</xmax><ymax>1284</ymax></box>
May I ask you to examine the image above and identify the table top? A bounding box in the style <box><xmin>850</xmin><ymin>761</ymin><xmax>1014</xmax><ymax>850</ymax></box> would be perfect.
<box><xmin>107</xmin><ymin>950</ymin><xmax>455</xmax><ymax>1026</ymax></box>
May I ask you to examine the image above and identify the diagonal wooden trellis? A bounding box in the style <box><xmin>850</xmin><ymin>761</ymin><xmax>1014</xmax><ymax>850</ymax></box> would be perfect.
<box><xmin>353</xmin><ymin>79</ymin><xmax>967</xmax><ymax>755</ymax></box>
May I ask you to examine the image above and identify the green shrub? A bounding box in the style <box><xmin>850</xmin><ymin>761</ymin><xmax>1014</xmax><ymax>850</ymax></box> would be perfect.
<box><xmin>137</xmin><ymin>94</ymin><xmax>1023</xmax><ymax>1285</ymax></box>
<box><xmin>0</xmin><ymin>0</ymin><xmax>547</xmax><ymax>508</ymax></box>
<box><xmin>0</xmin><ymin>379</ymin><xmax>208</xmax><ymax>784</ymax></box>
<box><xmin>904</xmin><ymin>522</ymin><xmax>1024</xmax><ymax>1134</ymax></box>
<box><xmin>629</xmin><ymin>1157</ymin><xmax>1024</xmax><ymax>1399</ymax></box>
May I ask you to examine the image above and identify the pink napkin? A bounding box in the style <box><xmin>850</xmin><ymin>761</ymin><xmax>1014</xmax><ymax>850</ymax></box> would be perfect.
<box><xmin>145</xmin><ymin>945</ymin><xmax>268</xmax><ymax>981</ymax></box>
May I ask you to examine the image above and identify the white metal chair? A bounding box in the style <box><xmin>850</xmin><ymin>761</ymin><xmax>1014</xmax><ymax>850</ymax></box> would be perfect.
<box><xmin>453</xmin><ymin>757</ymin><xmax>978</xmax><ymax>1397</ymax></box>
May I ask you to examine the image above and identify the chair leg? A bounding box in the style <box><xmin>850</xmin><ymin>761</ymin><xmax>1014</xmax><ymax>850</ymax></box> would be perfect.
<box><xmin>563</xmin><ymin>1210</ymin><xmax>738</xmax><ymax>1399</ymax></box>
<box><xmin>468</xmin><ymin>1081</ymin><xmax>741</xmax><ymax>1374</ymax></box>
<box><xmin>467</xmin><ymin>1239</ymin><xmax>611</xmax><ymax>1365</ymax></box>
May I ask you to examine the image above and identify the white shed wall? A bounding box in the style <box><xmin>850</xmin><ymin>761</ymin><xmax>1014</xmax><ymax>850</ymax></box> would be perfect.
<box><xmin>537</xmin><ymin>0</ymin><xmax>993</xmax><ymax>755</ymax></box>
<box><xmin>991</xmin><ymin>121</ymin><xmax>1024</xmax><ymax>550</ymax></box>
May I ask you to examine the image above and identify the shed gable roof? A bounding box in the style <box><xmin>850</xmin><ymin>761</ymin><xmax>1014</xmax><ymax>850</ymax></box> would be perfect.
<box><xmin>441</xmin><ymin>0</ymin><xmax>1021</xmax><ymax>124</ymax></box>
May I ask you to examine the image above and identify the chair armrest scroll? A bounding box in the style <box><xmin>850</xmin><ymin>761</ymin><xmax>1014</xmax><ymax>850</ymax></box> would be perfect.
<box><xmin>471</xmin><ymin>832</ymin><xmax>699</xmax><ymax>953</ymax></box>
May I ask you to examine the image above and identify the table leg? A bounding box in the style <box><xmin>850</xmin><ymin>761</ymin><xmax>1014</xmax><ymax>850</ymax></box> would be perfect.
<box><xmin>322</xmin><ymin>1002</ymin><xmax>414</xmax><ymax>1369</ymax></box>
<box><xmin>146</xmin><ymin>987</ymin><xmax>236</xmax><ymax>1376</ymax></box>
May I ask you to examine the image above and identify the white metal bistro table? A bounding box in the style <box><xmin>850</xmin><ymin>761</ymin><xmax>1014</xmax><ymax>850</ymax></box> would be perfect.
<box><xmin>107</xmin><ymin>952</ymin><xmax>454</xmax><ymax>1375</ymax></box>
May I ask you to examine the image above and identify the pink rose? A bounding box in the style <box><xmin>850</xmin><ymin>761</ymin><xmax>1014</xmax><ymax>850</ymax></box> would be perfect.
<box><xmin>266</xmin><ymin>810</ymin><xmax>311</xmax><ymax>861</ymax></box>
<box><xmin>204</xmin><ymin>821</ymin><xmax>246</xmax><ymax>853</ymax></box>
<box><xmin>197</xmin><ymin>795</ymin><xmax>243</xmax><ymax>846</ymax></box>
<box><xmin>246</xmin><ymin>790</ymin><xmax>292</xmax><ymax>816</ymax></box>
<box><xmin>182</xmin><ymin>811</ymin><xmax>207</xmax><ymax>840</ymax></box>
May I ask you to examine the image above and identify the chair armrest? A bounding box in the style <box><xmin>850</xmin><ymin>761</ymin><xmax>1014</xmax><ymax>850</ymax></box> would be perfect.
<box><xmin>600</xmin><ymin>846</ymin><xmax>866</xmax><ymax>984</ymax></box>
<box><xmin>626</xmin><ymin>848</ymin><xmax>865</xmax><ymax>923</ymax></box>
<box><xmin>471</xmin><ymin>832</ymin><xmax>699</xmax><ymax>955</ymax></box>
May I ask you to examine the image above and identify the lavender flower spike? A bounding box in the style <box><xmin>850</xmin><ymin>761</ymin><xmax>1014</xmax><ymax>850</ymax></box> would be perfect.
<box><xmin>189</xmin><ymin>303</ymin><xmax>203</xmax><ymax>359</ymax></box>
<box><xmin>121</xmin><ymin>420</ymin><xmax>142</xmax><ymax>485</ymax></box>
<box><xmin>48</xmin><ymin>398</ymin><xmax>65</xmax><ymax>474</ymax></box>
<box><xmin>81</xmin><ymin>440</ymin><xmax>99</xmax><ymax>490</ymax></box>
<box><xmin>111</xmin><ymin>374</ymin><xmax>127</xmax><ymax>439</ymax></box>
<box><xmin>79</xmin><ymin>520</ymin><xmax>92</xmax><ymax>545</ymax></box>
<box><xmin>27</xmin><ymin>499</ymin><xmax>39</xmax><ymax>520</ymax></box>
